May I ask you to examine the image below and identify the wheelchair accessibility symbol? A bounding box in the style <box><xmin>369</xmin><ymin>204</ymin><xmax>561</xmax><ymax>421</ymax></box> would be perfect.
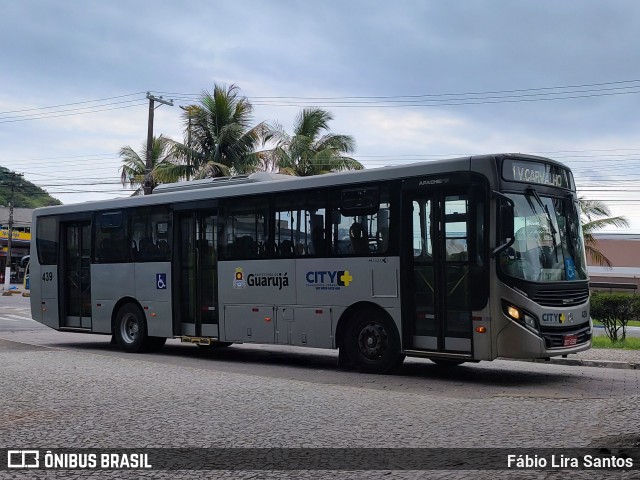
<box><xmin>156</xmin><ymin>273</ymin><xmax>167</xmax><ymax>289</ymax></box>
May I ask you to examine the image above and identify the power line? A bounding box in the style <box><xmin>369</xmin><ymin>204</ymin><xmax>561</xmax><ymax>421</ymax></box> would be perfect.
<box><xmin>0</xmin><ymin>92</ymin><xmax>146</xmax><ymax>115</ymax></box>
<box><xmin>156</xmin><ymin>78</ymin><xmax>640</xmax><ymax>101</ymax></box>
<box><xmin>0</xmin><ymin>101</ymin><xmax>147</xmax><ymax>124</ymax></box>
<box><xmin>4</xmin><ymin>77</ymin><xmax>640</xmax><ymax>126</ymax></box>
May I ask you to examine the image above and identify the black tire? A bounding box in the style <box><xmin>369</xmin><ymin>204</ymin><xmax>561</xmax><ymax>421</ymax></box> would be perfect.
<box><xmin>344</xmin><ymin>309</ymin><xmax>405</xmax><ymax>374</ymax></box>
<box><xmin>197</xmin><ymin>342</ymin><xmax>233</xmax><ymax>349</ymax></box>
<box><xmin>430</xmin><ymin>358</ymin><xmax>466</xmax><ymax>367</ymax></box>
<box><xmin>114</xmin><ymin>303</ymin><xmax>150</xmax><ymax>353</ymax></box>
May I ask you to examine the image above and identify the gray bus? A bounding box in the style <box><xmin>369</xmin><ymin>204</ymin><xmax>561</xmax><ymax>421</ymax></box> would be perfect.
<box><xmin>30</xmin><ymin>153</ymin><xmax>591</xmax><ymax>373</ymax></box>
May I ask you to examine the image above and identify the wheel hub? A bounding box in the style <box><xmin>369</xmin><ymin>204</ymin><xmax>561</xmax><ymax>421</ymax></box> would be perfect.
<box><xmin>358</xmin><ymin>322</ymin><xmax>388</xmax><ymax>359</ymax></box>
<box><xmin>121</xmin><ymin>315</ymin><xmax>139</xmax><ymax>343</ymax></box>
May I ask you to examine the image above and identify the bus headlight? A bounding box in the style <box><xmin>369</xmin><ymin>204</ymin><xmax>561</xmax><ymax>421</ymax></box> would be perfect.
<box><xmin>503</xmin><ymin>302</ymin><xmax>539</xmax><ymax>332</ymax></box>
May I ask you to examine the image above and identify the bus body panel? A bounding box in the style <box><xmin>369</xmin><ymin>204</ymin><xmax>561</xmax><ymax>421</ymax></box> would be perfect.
<box><xmin>218</xmin><ymin>257</ymin><xmax>402</xmax><ymax>348</ymax></box>
<box><xmin>281</xmin><ymin>306</ymin><xmax>333</xmax><ymax>348</ymax></box>
<box><xmin>219</xmin><ymin>259</ymin><xmax>297</xmax><ymax>305</ymax></box>
<box><xmin>91</xmin><ymin>263</ymin><xmax>136</xmax><ymax>333</ymax></box>
<box><xmin>470</xmin><ymin>305</ymin><xmax>493</xmax><ymax>361</ymax></box>
<box><xmin>134</xmin><ymin>262</ymin><xmax>173</xmax><ymax>338</ymax></box>
<box><xmin>294</xmin><ymin>257</ymin><xmax>400</xmax><ymax>307</ymax></box>
<box><xmin>496</xmin><ymin>321</ymin><xmax>591</xmax><ymax>358</ymax></box>
<box><xmin>492</xmin><ymin>279</ymin><xmax>591</xmax><ymax>358</ymax></box>
<box><xmin>223</xmin><ymin>304</ymin><xmax>275</xmax><ymax>343</ymax></box>
<box><xmin>30</xmin><ymin>261</ymin><xmax>59</xmax><ymax>328</ymax></box>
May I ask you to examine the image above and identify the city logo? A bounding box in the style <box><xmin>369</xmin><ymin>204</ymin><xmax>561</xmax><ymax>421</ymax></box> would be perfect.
<box><xmin>234</xmin><ymin>268</ymin><xmax>246</xmax><ymax>289</ymax></box>
<box><xmin>305</xmin><ymin>270</ymin><xmax>353</xmax><ymax>291</ymax></box>
<box><xmin>234</xmin><ymin>268</ymin><xmax>290</xmax><ymax>290</ymax></box>
<box><xmin>541</xmin><ymin>312</ymin><xmax>566</xmax><ymax>324</ymax></box>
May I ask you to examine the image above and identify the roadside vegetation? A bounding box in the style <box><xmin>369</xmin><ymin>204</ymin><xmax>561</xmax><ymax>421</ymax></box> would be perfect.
<box><xmin>592</xmin><ymin>336</ymin><xmax>640</xmax><ymax>350</ymax></box>
<box><xmin>590</xmin><ymin>292</ymin><xmax>640</xmax><ymax>342</ymax></box>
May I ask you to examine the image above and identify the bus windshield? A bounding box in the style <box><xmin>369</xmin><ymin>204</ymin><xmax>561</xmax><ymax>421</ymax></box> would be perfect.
<box><xmin>499</xmin><ymin>191</ymin><xmax>588</xmax><ymax>282</ymax></box>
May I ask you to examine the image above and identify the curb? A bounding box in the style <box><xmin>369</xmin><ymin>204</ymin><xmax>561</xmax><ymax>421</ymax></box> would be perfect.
<box><xmin>519</xmin><ymin>358</ymin><xmax>638</xmax><ymax>370</ymax></box>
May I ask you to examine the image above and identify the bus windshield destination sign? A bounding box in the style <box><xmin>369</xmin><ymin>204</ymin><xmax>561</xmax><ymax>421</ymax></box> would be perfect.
<box><xmin>502</xmin><ymin>159</ymin><xmax>571</xmax><ymax>189</ymax></box>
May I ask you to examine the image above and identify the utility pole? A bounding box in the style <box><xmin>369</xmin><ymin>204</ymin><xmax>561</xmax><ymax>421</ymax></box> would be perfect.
<box><xmin>179</xmin><ymin>105</ymin><xmax>195</xmax><ymax>181</ymax></box>
<box><xmin>144</xmin><ymin>92</ymin><xmax>174</xmax><ymax>195</ymax></box>
<box><xmin>3</xmin><ymin>172</ymin><xmax>21</xmax><ymax>290</ymax></box>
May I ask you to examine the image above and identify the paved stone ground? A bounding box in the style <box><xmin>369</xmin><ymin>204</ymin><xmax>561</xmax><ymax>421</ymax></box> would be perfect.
<box><xmin>1</xmin><ymin>335</ymin><xmax>639</xmax><ymax>479</ymax></box>
<box><xmin>573</xmin><ymin>347</ymin><xmax>640</xmax><ymax>364</ymax></box>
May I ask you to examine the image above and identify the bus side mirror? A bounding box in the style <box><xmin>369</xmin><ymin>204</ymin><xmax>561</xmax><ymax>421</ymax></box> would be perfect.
<box><xmin>493</xmin><ymin>200</ymin><xmax>515</xmax><ymax>257</ymax></box>
<box><xmin>500</xmin><ymin>204</ymin><xmax>514</xmax><ymax>240</ymax></box>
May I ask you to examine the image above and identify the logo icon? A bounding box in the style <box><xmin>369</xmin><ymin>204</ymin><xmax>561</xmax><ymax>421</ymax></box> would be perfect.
<box><xmin>156</xmin><ymin>273</ymin><xmax>167</xmax><ymax>289</ymax></box>
<box><xmin>305</xmin><ymin>270</ymin><xmax>353</xmax><ymax>290</ymax></box>
<box><xmin>234</xmin><ymin>268</ymin><xmax>246</xmax><ymax>289</ymax></box>
<box><xmin>8</xmin><ymin>450</ymin><xmax>40</xmax><ymax>469</ymax></box>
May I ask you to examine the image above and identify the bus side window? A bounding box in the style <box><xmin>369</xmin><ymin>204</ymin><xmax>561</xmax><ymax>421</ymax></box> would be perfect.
<box><xmin>273</xmin><ymin>189</ymin><xmax>327</xmax><ymax>257</ymax></box>
<box><xmin>131</xmin><ymin>207</ymin><xmax>171</xmax><ymax>262</ymax></box>
<box><xmin>331</xmin><ymin>184</ymin><xmax>391</xmax><ymax>256</ymax></box>
<box><xmin>95</xmin><ymin>210</ymin><xmax>131</xmax><ymax>264</ymax></box>
<box><xmin>221</xmin><ymin>197</ymin><xmax>270</xmax><ymax>260</ymax></box>
<box><xmin>36</xmin><ymin>216</ymin><xmax>59</xmax><ymax>265</ymax></box>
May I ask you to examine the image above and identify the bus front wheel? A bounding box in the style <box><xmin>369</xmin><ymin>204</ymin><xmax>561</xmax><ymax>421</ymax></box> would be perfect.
<box><xmin>115</xmin><ymin>303</ymin><xmax>152</xmax><ymax>353</ymax></box>
<box><xmin>344</xmin><ymin>309</ymin><xmax>404</xmax><ymax>374</ymax></box>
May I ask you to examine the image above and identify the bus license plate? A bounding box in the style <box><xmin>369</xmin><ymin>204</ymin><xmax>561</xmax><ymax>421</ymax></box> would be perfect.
<box><xmin>563</xmin><ymin>334</ymin><xmax>578</xmax><ymax>346</ymax></box>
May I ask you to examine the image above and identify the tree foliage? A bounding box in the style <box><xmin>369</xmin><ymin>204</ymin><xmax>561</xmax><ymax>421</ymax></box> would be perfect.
<box><xmin>579</xmin><ymin>198</ymin><xmax>629</xmax><ymax>267</ymax></box>
<box><xmin>170</xmin><ymin>84</ymin><xmax>267</xmax><ymax>179</ymax></box>
<box><xmin>0</xmin><ymin>167</ymin><xmax>61</xmax><ymax>207</ymax></box>
<box><xmin>589</xmin><ymin>293</ymin><xmax>637</xmax><ymax>341</ymax></box>
<box><xmin>119</xmin><ymin>135</ymin><xmax>178</xmax><ymax>195</ymax></box>
<box><xmin>265</xmin><ymin>108</ymin><xmax>362</xmax><ymax>176</ymax></box>
<box><xmin>119</xmin><ymin>86</ymin><xmax>362</xmax><ymax>193</ymax></box>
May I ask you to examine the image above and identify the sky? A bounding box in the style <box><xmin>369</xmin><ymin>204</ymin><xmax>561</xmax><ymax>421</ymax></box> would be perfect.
<box><xmin>1</xmin><ymin>0</ymin><xmax>640</xmax><ymax>231</ymax></box>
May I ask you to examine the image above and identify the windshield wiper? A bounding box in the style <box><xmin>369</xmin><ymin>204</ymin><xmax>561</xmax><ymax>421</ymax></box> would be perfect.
<box><xmin>526</xmin><ymin>187</ymin><xmax>559</xmax><ymax>262</ymax></box>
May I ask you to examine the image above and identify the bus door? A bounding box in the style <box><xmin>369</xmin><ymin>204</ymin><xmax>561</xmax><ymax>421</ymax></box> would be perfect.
<box><xmin>177</xmin><ymin>211</ymin><xmax>218</xmax><ymax>337</ymax></box>
<box><xmin>61</xmin><ymin>220</ymin><xmax>92</xmax><ymax>329</ymax></box>
<box><xmin>403</xmin><ymin>187</ymin><xmax>474</xmax><ymax>355</ymax></box>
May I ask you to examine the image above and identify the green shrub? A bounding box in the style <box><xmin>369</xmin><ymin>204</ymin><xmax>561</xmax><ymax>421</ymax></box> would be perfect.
<box><xmin>590</xmin><ymin>292</ymin><xmax>633</xmax><ymax>341</ymax></box>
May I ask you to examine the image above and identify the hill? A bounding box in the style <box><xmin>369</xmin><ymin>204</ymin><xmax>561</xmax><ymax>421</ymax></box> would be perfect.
<box><xmin>0</xmin><ymin>167</ymin><xmax>62</xmax><ymax>208</ymax></box>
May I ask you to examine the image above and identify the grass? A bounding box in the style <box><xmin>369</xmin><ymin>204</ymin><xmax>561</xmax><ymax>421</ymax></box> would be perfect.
<box><xmin>592</xmin><ymin>336</ymin><xmax>640</xmax><ymax>350</ymax></box>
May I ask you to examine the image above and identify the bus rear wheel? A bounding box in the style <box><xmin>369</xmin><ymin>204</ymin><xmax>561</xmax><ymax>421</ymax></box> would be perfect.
<box><xmin>345</xmin><ymin>309</ymin><xmax>404</xmax><ymax>374</ymax></box>
<box><xmin>115</xmin><ymin>303</ymin><xmax>155</xmax><ymax>353</ymax></box>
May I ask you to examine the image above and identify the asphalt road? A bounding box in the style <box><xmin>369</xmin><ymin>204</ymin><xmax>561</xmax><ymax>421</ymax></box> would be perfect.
<box><xmin>593</xmin><ymin>324</ymin><xmax>640</xmax><ymax>337</ymax></box>
<box><xmin>1</xmin><ymin>293</ymin><xmax>639</xmax><ymax>479</ymax></box>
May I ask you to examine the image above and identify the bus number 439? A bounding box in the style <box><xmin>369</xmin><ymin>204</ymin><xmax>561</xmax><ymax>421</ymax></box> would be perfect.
<box><xmin>42</xmin><ymin>272</ymin><xmax>53</xmax><ymax>282</ymax></box>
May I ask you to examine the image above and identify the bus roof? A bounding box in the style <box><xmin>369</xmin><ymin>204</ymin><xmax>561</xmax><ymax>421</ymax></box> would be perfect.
<box><xmin>32</xmin><ymin>153</ymin><xmax>567</xmax><ymax>216</ymax></box>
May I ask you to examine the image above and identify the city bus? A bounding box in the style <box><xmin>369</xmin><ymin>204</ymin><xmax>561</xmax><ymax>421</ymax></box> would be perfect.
<box><xmin>29</xmin><ymin>153</ymin><xmax>592</xmax><ymax>373</ymax></box>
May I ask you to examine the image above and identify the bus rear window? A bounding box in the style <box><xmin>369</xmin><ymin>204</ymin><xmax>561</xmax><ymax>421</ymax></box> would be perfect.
<box><xmin>36</xmin><ymin>216</ymin><xmax>58</xmax><ymax>265</ymax></box>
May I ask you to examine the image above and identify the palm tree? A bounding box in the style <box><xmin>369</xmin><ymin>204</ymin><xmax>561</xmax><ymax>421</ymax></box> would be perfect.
<box><xmin>579</xmin><ymin>198</ymin><xmax>629</xmax><ymax>267</ymax></box>
<box><xmin>119</xmin><ymin>135</ymin><xmax>178</xmax><ymax>195</ymax></box>
<box><xmin>170</xmin><ymin>84</ymin><xmax>266</xmax><ymax>179</ymax></box>
<box><xmin>266</xmin><ymin>108</ymin><xmax>362</xmax><ymax>176</ymax></box>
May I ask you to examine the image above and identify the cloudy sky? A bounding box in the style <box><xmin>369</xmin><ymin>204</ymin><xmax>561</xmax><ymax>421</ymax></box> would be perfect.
<box><xmin>2</xmin><ymin>0</ymin><xmax>640</xmax><ymax>230</ymax></box>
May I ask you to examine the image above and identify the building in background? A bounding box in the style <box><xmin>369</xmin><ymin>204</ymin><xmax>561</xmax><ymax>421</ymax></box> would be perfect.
<box><xmin>0</xmin><ymin>207</ymin><xmax>32</xmax><ymax>283</ymax></box>
<box><xmin>588</xmin><ymin>233</ymin><xmax>640</xmax><ymax>294</ymax></box>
